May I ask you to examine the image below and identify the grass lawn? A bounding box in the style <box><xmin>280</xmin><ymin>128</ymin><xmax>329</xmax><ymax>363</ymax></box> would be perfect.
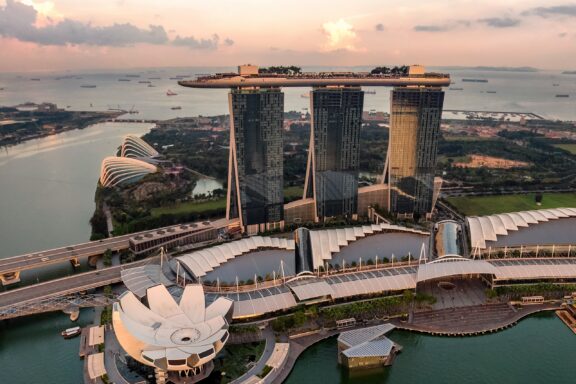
<box><xmin>284</xmin><ymin>186</ymin><xmax>304</xmax><ymax>200</ymax></box>
<box><xmin>446</xmin><ymin>192</ymin><xmax>576</xmax><ymax>216</ymax></box>
<box><xmin>150</xmin><ymin>198</ymin><xmax>226</xmax><ymax>217</ymax></box>
<box><xmin>553</xmin><ymin>143</ymin><xmax>576</xmax><ymax>155</ymax></box>
<box><xmin>443</xmin><ymin>135</ymin><xmax>497</xmax><ymax>142</ymax></box>
<box><xmin>150</xmin><ymin>186</ymin><xmax>304</xmax><ymax>217</ymax></box>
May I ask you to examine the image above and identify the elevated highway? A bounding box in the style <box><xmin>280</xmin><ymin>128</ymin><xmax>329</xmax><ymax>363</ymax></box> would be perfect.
<box><xmin>0</xmin><ymin>258</ymin><xmax>157</xmax><ymax>320</ymax></box>
<box><xmin>0</xmin><ymin>235</ymin><xmax>132</xmax><ymax>285</ymax></box>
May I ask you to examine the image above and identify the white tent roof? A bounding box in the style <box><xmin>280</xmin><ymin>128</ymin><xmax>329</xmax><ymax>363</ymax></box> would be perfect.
<box><xmin>177</xmin><ymin>236</ymin><xmax>295</xmax><ymax>278</ymax></box>
<box><xmin>87</xmin><ymin>353</ymin><xmax>106</xmax><ymax>380</ymax></box>
<box><xmin>308</xmin><ymin>224</ymin><xmax>428</xmax><ymax>270</ymax></box>
<box><xmin>416</xmin><ymin>258</ymin><xmax>497</xmax><ymax>282</ymax></box>
<box><xmin>468</xmin><ymin>208</ymin><xmax>576</xmax><ymax>250</ymax></box>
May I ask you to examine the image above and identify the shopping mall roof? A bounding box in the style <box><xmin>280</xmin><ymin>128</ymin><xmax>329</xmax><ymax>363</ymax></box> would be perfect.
<box><xmin>176</xmin><ymin>236</ymin><xmax>295</xmax><ymax>279</ymax></box>
<box><xmin>416</xmin><ymin>257</ymin><xmax>497</xmax><ymax>282</ymax></box>
<box><xmin>308</xmin><ymin>223</ymin><xmax>428</xmax><ymax>270</ymax></box>
<box><xmin>491</xmin><ymin>258</ymin><xmax>576</xmax><ymax>281</ymax></box>
<box><xmin>467</xmin><ymin>208</ymin><xmax>576</xmax><ymax>249</ymax></box>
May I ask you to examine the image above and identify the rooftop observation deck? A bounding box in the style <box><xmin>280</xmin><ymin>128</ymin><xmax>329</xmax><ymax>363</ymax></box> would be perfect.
<box><xmin>178</xmin><ymin>71</ymin><xmax>451</xmax><ymax>89</ymax></box>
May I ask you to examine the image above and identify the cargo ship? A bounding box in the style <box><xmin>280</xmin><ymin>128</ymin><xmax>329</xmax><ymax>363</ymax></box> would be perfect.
<box><xmin>462</xmin><ymin>78</ymin><xmax>488</xmax><ymax>83</ymax></box>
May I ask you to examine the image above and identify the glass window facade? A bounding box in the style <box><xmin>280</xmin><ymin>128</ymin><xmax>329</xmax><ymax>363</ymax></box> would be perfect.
<box><xmin>228</xmin><ymin>88</ymin><xmax>284</xmax><ymax>227</ymax></box>
<box><xmin>388</xmin><ymin>87</ymin><xmax>444</xmax><ymax>217</ymax></box>
<box><xmin>307</xmin><ymin>87</ymin><xmax>364</xmax><ymax>219</ymax></box>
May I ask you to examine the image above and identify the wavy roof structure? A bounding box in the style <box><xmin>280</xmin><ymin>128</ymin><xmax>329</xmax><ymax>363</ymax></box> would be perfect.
<box><xmin>467</xmin><ymin>208</ymin><xmax>576</xmax><ymax>249</ymax></box>
<box><xmin>113</xmin><ymin>284</ymin><xmax>233</xmax><ymax>372</ymax></box>
<box><xmin>121</xmin><ymin>134</ymin><xmax>159</xmax><ymax>159</ymax></box>
<box><xmin>99</xmin><ymin>156</ymin><xmax>157</xmax><ymax>187</ymax></box>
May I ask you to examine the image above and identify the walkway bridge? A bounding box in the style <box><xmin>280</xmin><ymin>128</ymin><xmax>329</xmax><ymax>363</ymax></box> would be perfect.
<box><xmin>0</xmin><ymin>294</ymin><xmax>115</xmax><ymax>321</ymax></box>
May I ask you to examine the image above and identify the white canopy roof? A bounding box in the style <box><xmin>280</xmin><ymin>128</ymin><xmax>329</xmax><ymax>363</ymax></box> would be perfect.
<box><xmin>308</xmin><ymin>223</ymin><xmax>428</xmax><ymax>270</ymax></box>
<box><xmin>177</xmin><ymin>236</ymin><xmax>295</xmax><ymax>279</ymax></box>
<box><xmin>467</xmin><ymin>208</ymin><xmax>576</xmax><ymax>250</ymax></box>
<box><xmin>87</xmin><ymin>353</ymin><xmax>106</xmax><ymax>380</ymax></box>
<box><xmin>416</xmin><ymin>257</ymin><xmax>497</xmax><ymax>282</ymax></box>
<box><xmin>491</xmin><ymin>258</ymin><xmax>576</xmax><ymax>280</ymax></box>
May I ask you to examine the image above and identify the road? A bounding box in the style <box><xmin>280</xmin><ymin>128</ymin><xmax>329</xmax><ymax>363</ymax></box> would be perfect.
<box><xmin>0</xmin><ymin>235</ymin><xmax>132</xmax><ymax>276</ymax></box>
<box><xmin>0</xmin><ymin>265</ymin><xmax>124</xmax><ymax>309</ymax></box>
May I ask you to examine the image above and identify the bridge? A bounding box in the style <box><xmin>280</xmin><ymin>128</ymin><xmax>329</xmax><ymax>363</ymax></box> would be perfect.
<box><xmin>0</xmin><ymin>258</ymin><xmax>156</xmax><ymax>320</ymax></box>
<box><xmin>0</xmin><ymin>235</ymin><xmax>133</xmax><ymax>285</ymax></box>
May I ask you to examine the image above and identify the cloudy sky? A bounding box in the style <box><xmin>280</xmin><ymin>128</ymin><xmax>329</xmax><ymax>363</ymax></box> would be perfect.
<box><xmin>1</xmin><ymin>0</ymin><xmax>575</xmax><ymax>72</ymax></box>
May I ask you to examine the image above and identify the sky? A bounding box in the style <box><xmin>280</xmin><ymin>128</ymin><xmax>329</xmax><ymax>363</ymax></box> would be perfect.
<box><xmin>0</xmin><ymin>0</ymin><xmax>575</xmax><ymax>72</ymax></box>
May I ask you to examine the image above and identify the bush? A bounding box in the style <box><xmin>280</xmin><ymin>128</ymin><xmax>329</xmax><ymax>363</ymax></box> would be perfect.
<box><xmin>258</xmin><ymin>365</ymin><xmax>273</xmax><ymax>378</ymax></box>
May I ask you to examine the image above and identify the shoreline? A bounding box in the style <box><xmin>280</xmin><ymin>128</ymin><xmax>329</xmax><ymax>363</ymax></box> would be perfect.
<box><xmin>274</xmin><ymin>304</ymin><xmax>561</xmax><ymax>383</ymax></box>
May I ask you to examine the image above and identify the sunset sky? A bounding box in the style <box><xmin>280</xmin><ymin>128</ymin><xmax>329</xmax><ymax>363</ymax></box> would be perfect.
<box><xmin>1</xmin><ymin>0</ymin><xmax>575</xmax><ymax>72</ymax></box>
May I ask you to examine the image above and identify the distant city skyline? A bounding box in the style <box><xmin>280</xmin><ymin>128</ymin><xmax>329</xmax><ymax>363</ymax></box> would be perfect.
<box><xmin>1</xmin><ymin>0</ymin><xmax>576</xmax><ymax>72</ymax></box>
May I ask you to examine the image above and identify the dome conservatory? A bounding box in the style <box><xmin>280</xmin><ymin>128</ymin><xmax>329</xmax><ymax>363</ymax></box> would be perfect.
<box><xmin>113</xmin><ymin>284</ymin><xmax>233</xmax><ymax>375</ymax></box>
<box><xmin>99</xmin><ymin>156</ymin><xmax>157</xmax><ymax>187</ymax></box>
<box><xmin>121</xmin><ymin>134</ymin><xmax>159</xmax><ymax>159</ymax></box>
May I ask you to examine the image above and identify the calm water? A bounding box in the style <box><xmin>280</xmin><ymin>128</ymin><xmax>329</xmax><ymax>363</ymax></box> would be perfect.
<box><xmin>0</xmin><ymin>67</ymin><xmax>574</xmax><ymax>383</ymax></box>
<box><xmin>0</xmin><ymin>67</ymin><xmax>575</xmax><ymax>120</ymax></box>
<box><xmin>286</xmin><ymin>313</ymin><xmax>576</xmax><ymax>384</ymax></box>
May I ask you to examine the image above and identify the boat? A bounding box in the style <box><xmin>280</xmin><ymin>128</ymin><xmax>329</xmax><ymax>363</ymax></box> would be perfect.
<box><xmin>81</xmin><ymin>85</ymin><xmax>97</xmax><ymax>88</ymax></box>
<box><xmin>449</xmin><ymin>87</ymin><xmax>464</xmax><ymax>91</ymax></box>
<box><xmin>147</xmin><ymin>84</ymin><xmax>156</xmax><ymax>87</ymax></box>
<box><xmin>61</xmin><ymin>326</ymin><xmax>81</xmax><ymax>339</ymax></box>
<box><xmin>125</xmin><ymin>74</ymin><xmax>140</xmax><ymax>78</ymax></box>
<box><xmin>486</xmin><ymin>91</ymin><xmax>497</xmax><ymax>94</ymax></box>
<box><xmin>138</xmin><ymin>81</ymin><xmax>151</xmax><ymax>84</ymax></box>
<box><xmin>556</xmin><ymin>94</ymin><xmax>570</xmax><ymax>98</ymax></box>
<box><xmin>118</xmin><ymin>79</ymin><xmax>131</xmax><ymax>82</ymax></box>
<box><xmin>30</xmin><ymin>78</ymin><xmax>41</xmax><ymax>81</ymax></box>
<box><xmin>171</xmin><ymin>106</ymin><xmax>182</xmax><ymax>110</ymax></box>
<box><xmin>462</xmin><ymin>78</ymin><xmax>488</xmax><ymax>83</ymax></box>
<box><xmin>166</xmin><ymin>90</ymin><xmax>178</xmax><ymax>96</ymax></box>
<box><xmin>148</xmin><ymin>77</ymin><xmax>161</xmax><ymax>80</ymax></box>
<box><xmin>553</xmin><ymin>83</ymin><xmax>560</xmax><ymax>86</ymax></box>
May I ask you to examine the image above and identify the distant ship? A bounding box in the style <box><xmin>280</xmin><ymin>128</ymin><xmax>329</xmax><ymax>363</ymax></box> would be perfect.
<box><xmin>125</xmin><ymin>74</ymin><xmax>140</xmax><ymax>78</ymax></box>
<box><xmin>147</xmin><ymin>84</ymin><xmax>156</xmax><ymax>87</ymax></box>
<box><xmin>553</xmin><ymin>83</ymin><xmax>560</xmax><ymax>86</ymax></box>
<box><xmin>462</xmin><ymin>78</ymin><xmax>488</xmax><ymax>83</ymax></box>
<box><xmin>171</xmin><ymin>106</ymin><xmax>182</xmax><ymax>110</ymax></box>
<box><xmin>449</xmin><ymin>87</ymin><xmax>464</xmax><ymax>91</ymax></box>
<box><xmin>148</xmin><ymin>77</ymin><xmax>161</xmax><ymax>80</ymax></box>
<box><xmin>166</xmin><ymin>89</ymin><xmax>178</xmax><ymax>96</ymax></box>
<box><xmin>555</xmin><ymin>94</ymin><xmax>570</xmax><ymax>98</ymax></box>
<box><xmin>168</xmin><ymin>77</ymin><xmax>180</xmax><ymax>80</ymax></box>
<box><xmin>138</xmin><ymin>81</ymin><xmax>151</xmax><ymax>84</ymax></box>
<box><xmin>365</xmin><ymin>90</ymin><xmax>376</xmax><ymax>95</ymax></box>
<box><xmin>30</xmin><ymin>78</ymin><xmax>41</xmax><ymax>81</ymax></box>
<box><xmin>486</xmin><ymin>91</ymin><xmax>497</xmax><ymax>94</ymax></box>
<box><xmin>80</xmin><ymin>85</ymin><xmax>97</xmax><ymax>88</ymax></box>
<box><xmin>118</xmin><ymin>79</ymin><xmax>131</xmax><ymax>82</ymax></box>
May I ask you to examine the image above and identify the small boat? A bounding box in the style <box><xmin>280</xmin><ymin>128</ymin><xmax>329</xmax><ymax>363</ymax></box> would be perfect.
<box><xmin>118</xmin><ymin>78</ymin><xmax>131</xmax><ymax>82</ymax></box>
<box><xmin>148</xmin><ymin>77</ymin><xmax>161</xmax><ymax>80</ymax></box>
<box><xmin>61</xmin><ymin>326</ymin><xmax>81</xmax><ymax>339</ymax></box>
<box><xmin>553</xmin><ymin>83</ymin><xmax>560</xmax><ymax>86</ymax></box>
<box><xmin>81</xmin><ymin>85</ymin><xmax>97</xmax><ymax>88</ymax></box>
<box><xmin>30</xmin><ymin>78</ymin><xmax>41</xmax><ymax>81</ymax></box>
<box><xmin>148</xmin><ymin>84</ymin><xmax>156</xmax><ymax>87</ymax></box>
<box><xmin>556</xmin><ymin>94</ymin><xmax>570</xmax><ymax>98</ymax></box>
<box><xmin>486</xmin><ymin>91</ymin><xmax>497</xmax><ymax>94</ymax></box>
<box><xmin>171</xmin><ymin>106</ymin><xmax>182</xmax><ymax>110</ymax></box>
<box><xmin>166</xmin><ymin>89</ymin><xmax>178</xmax><ymax>96</ymax></box>
<box><xmin>138</xmin><ymin>81</ymin><xmax>151</xmax><ymax>84</ymax></box>
<box><xmin>449</xmin><ymin>87</ymin><xmax>464</xmax><ymax>91</ymax></box>
<box><xmin>125</xmin><ymin>74</ymin><xmax>140</xmax><ymax>78</ymax></box>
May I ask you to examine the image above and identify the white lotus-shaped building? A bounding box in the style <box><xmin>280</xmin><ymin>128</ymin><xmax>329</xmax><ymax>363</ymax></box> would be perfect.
<box><xmin>113</xmin><ymin>284</ymin><xmax>233</xmax><ymax>373</ymax></box>
<box><xmin>99</xmin><ymin>156</ymin><xmax>157</xmax><ymax>187</ymax></box>
<box><xmin>121</xmin><ymin>134</ymin><xmax>159</xmax><ymax>159</ymax></box>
